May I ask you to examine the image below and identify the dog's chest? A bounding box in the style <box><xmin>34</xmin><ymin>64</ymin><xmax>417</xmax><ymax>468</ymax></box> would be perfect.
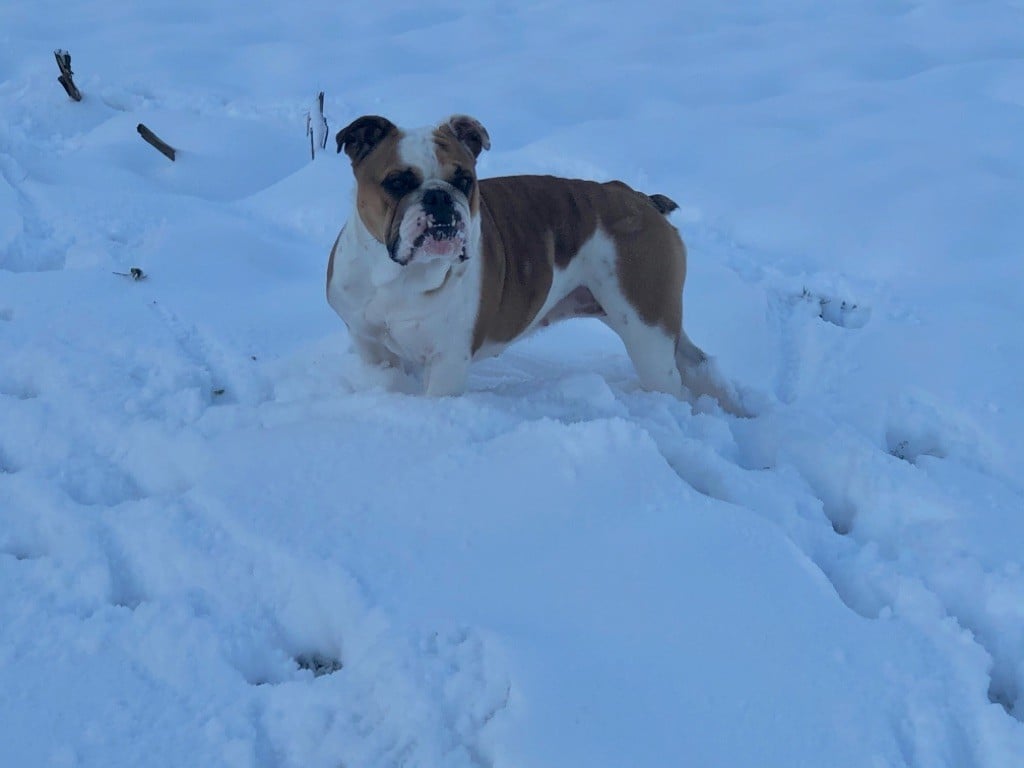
<box><xmin>330</xmin><ymin>243</ymin><xmax>479</xmax><ymax>362</ymax></box>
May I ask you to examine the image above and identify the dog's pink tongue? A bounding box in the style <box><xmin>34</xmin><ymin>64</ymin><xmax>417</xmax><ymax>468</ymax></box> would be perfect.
<box><xmin>420</xmin><ymin>237</ymin><xmax>461</xmax><ymax>257</ymax></box>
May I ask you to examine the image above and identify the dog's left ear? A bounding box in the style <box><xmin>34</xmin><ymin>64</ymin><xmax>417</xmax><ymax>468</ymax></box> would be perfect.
<box><xmin>447</xmin><ymin>115</ymin><xmax>491</xmax><ymax>159</ymax></box>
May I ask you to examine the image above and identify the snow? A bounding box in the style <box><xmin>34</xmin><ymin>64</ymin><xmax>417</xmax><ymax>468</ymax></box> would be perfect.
<box><xmin>2</xmin><ymin>1</ymin><xmax>1024</xmax><ymax>766</ymax></box>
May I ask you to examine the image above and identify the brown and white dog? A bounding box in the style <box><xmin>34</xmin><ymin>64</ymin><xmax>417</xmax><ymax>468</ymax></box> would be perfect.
<box><xmin>327</xmin><ymin>113</ymin><xmax>735</xmax><ymax>408</ymax></box>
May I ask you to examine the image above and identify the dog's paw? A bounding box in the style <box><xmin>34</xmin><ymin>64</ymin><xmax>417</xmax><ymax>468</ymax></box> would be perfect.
<box><xmin>340</xmin><ymin>353</ymin><xmax>422</xmax><ymax>395</ymax></box>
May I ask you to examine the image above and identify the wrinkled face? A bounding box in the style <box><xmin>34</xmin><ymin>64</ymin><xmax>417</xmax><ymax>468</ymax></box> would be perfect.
<box><xmin>337</xmin><ymin>115</ymin><xmax>490</xmax><ymax>266</ymax></box>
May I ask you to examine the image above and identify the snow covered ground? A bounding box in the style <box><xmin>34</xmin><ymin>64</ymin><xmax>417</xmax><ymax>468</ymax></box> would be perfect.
<box><xmin>2</xmin><ymin>1</ymin><xmax>1024</xmax><ymax>765</ymax></box>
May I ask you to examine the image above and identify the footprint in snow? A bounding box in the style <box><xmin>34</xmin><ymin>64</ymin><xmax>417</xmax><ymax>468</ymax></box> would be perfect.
<box><xmin>294</xmin><ymin>652</ymin><xmax>344</xmax><ymax>678</ymax></box>
<box><xmin>795</xmin><ymin>288</ymin><xmax>871</xmax><ymax>329</ymax></box>
<box><xmin>883</xmin><ymin>393</ymin><xmax>985</xmax><ymax>467</ymax></box>
<box><xmin>242</xmin><ymin>649</ymin><xmax>344</xmax><ymax>686</ymax></box>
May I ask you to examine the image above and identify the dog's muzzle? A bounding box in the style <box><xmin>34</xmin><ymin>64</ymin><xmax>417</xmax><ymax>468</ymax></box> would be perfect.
<box><xmin>390</xmin><ymin>188</ymin><xmax>469</xmax><ymax>265</ymax></box>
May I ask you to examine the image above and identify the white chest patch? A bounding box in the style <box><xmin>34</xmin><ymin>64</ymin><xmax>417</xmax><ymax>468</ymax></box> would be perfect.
<box><xmin>327</xmin><ymin>216</ymin><xmax>482</xmax><ymax>393</ymax></box>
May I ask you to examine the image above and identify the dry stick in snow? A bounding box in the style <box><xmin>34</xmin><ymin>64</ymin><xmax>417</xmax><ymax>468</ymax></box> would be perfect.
<box><xmin>317</xmin><ymin>91</ymin><xmax>328</xmax><ymax>151</ymax></box>
<box><xmin>54</xmin><ymin>49</ymin><xmax>82</xmax><ymax>101</ymax></box>
<box><xmin>307</xmin><ymin>91</ymin><xmax>329</xmax><ymax>160</ymax></box>
<box><xmin>113</xmin><ymin>267</ymin><xmax>146</xmax><ymax>281</ymax></box>
<box><xmin>137</xmin><ymin>124</ymin><xmax>176</xmax><ymax>161</ymax></box>
<box><xmin>307</xmin><ymin>112</ymin><xmax>314</xmax><ymax>160</ymax></box>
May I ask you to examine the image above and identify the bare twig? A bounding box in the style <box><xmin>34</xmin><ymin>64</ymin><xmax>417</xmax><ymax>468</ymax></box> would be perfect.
<box><xmin>306</xmin><ymin>111</ymin><xmax>314</xmax><ymax>160</ymax></box>
<box><xmin>54</xmin><ymin>49</ymin><xmax>82</xmax><ymax>102</ymax></box>
<box><xmin>317</xmin><ymin>91</ymin><xmax>328</xmax><ymax>151</ymax></box>
<box><xmin>307</xmin><ymin>91</ymin><xmax>329</xmax><ymax>160</ymax></box>
<box><xmin>137</xmin><ymin>124</ymin><xmax>176</xmax><ymax>161</ymax></box>
<box><xmin>113</xmin><ymin>267</ymin><xmax>147</xmax><ymax>281</ymax></box>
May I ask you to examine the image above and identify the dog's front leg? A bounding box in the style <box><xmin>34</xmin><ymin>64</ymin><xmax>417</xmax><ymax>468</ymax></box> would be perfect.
<box><xmin>424</xmin><ymin>351</ymin><xmax>471</xmax><ymax>397</ymax></box>
<box><xmin>350</xmin><ymin>332</ymin><xmax>402</xmax><ymax>370</ymax></box>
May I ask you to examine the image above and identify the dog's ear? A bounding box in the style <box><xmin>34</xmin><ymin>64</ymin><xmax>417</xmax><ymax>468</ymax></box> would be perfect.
<box><xmin>336</xmin><ymin>115</ymin><xmax>397</xmax><ymax>163</ymax></box>
<box><xmin>447</xmin><ymin>115</ymin><xmax>491</xmax><ymax>159</ymax></box>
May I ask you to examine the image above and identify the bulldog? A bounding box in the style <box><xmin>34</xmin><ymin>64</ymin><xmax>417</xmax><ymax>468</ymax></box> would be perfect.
<box><xmin>326</xmin><ymin>113</ymin><xmax>735</xmax><ymax>409</ymax></box>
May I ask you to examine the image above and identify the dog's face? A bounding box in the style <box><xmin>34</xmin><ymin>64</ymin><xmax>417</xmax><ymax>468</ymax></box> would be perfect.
<box><xmin>336</xmin><ymin>115</ymin><xmax>491</xmax><ymax>266</ymax></box>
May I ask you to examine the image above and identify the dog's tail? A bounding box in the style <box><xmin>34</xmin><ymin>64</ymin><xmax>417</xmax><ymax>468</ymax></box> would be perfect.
<box><xmin>648</xmin><ymin>193</ymin><xmax>679</xmax><ymax>215</ymax></box>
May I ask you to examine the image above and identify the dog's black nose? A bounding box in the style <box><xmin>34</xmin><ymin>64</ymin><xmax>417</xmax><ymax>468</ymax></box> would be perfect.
<box><xmin>422</xmin><ymin>188</ymin><xmax>455</xmax><ymax>224</ymax></box>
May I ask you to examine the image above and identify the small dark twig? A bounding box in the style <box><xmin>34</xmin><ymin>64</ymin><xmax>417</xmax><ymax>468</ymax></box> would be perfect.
<box><xmin>113</xmin><ymin>267</ymin><xmax>146</xmax><ymax>281</ymax></box>
<box><xmin>306</xmin><ymin>112</ymin><xmax>314</xmax><ymax>160</ymax></box>
<box><xmin>137</xmin><ymin>124</ymin><xmax>176</xmax><ymax>161</ymax></box>
<box><xmin>54</xmin><ymin>49</ymin><xmax>82</xmax><ymax>102</ymax></box>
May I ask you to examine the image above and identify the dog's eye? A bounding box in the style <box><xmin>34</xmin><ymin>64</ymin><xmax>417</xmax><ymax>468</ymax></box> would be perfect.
<box><xmin>382</xmin><ymin>171</ymin><xmax>419</xmax><ymax>197</ymax></box>
<box><xmin>450</xmin><ymin>172</ymin><xmax>474</xmax><ymax>196</ymax></box>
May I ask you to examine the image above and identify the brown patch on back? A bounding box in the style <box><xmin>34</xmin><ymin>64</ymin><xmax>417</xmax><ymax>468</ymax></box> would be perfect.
<box><xmin>472</xmin><ymin>176</ymin><xmax>601</xmax><ymax>350</ymax></box>
<box><xmin>472</xmin><ymin>176</ymin><xmax>686</xmax><ymax>351</ymax></box>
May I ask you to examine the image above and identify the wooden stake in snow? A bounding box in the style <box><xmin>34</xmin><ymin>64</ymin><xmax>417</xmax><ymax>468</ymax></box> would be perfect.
<box><xmin>137</xmin><ymin>124</ymin><xmax>176</xmax><ymax>161</ymax></box>
<box><xmin>54</xmin><ymin>49</ymin><xmax>82</xmax><ymax>102</ymax></box>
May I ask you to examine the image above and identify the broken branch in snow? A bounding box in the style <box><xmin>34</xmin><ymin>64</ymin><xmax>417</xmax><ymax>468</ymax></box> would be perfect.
<box><xmin>137</xmin><ymin>124</ymin><xmax>176</xmax><ymax>161</ymax></box>
<box><xmin>54</xmin><ymin>49</ymin><xmax>82</xmax><ymax>102</ymax></box>
<box><xmin>113</xmin><ymin>267</ymin><xmax>147</xmax><ymax>281</ymax></box>
<box><xmin>316</xmin><ymin>91</ymin><xmax>328</xmax><ymax>151</ymax></box>
<box><xmin>306</xmin><ymin>91</ymin><xmax>329</xmax><ymax>160</ymax></box>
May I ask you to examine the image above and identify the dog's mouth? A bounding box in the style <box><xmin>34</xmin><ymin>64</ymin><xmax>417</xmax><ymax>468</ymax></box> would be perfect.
<box><xmin>415</xmin><ymin>223</ymin><xmax>463</xmax><ymax>248</ymax></box>
<box><xmin>391</xmin><ymin>214</ymin><xmax>468</xmax><ymax>265</ymax></box>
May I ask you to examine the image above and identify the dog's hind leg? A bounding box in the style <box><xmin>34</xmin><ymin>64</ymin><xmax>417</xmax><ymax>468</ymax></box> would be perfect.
<box><xmin>675</xmin><ymin>329</ymin><xmax>749</xmax><ymax>416</ymax></box>
<box><xmin>626</xmin><ymin>324</ymin><xmax>687</xmax><ymax>397</ymax></box>
<box><xmin>586</xmin><ymin>280</ymin><xmax>685</xmax><ymax>397</ymax></box>
<box><xmin>609</xmin><ymin>313</ymin><xmax>685</xmax><ymax>397</ymax></box>
<box><xmin>579</xmin><ymin>230</ymin><xmax>686</xmax><ymax>397</ymax></box>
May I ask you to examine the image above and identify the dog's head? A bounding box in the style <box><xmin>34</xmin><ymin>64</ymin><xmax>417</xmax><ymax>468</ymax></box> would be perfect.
<box><xmin>336</xmin><ymin>114</ymin><xmax>490</xmax><ymax>266</ymax></box>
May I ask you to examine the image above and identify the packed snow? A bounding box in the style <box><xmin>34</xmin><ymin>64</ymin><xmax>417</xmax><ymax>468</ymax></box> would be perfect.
<box><xmin>2</xmin><ymin>1</ymin><xmax>1024</xmax><ymax>766</ymax></box>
